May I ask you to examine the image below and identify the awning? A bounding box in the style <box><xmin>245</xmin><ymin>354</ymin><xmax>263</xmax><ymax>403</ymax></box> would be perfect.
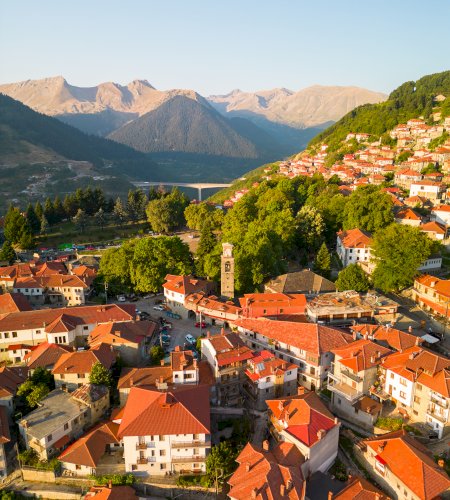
<box><xmin>375</xmin><ymin>454</ymin><xmax>387</xmax><ymax>465</ymax></box>
<box><xmin>421</xmin><ymin>334</ymin><xmax>440</xmax><ymax>344</ymax></box>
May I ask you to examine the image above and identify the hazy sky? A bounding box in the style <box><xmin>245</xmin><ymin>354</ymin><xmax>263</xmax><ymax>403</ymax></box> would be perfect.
<box><xmin>1</xmin><ymin>0</ymin><xmax>449</xmax><ymax>96</ymax></box>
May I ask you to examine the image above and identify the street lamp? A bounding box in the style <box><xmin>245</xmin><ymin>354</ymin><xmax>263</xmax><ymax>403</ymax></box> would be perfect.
<box><xmin>104</xmin><ymin>281</ymin><xmax>108</xmax><ymax>305</ymax></box>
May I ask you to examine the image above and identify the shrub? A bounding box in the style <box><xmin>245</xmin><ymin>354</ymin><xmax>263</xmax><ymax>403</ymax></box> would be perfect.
<box><xmin>375</xmin><ymin>417</ymin><xmax>403</xmax><ymax>431</ymax></box>
<box><xmin>90</xmin><ymin>473</ymin><xmax>135</xmax><ymax>486</ymax></box>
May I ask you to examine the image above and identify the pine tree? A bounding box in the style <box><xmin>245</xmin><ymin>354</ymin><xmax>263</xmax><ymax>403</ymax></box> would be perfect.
<box><xmin>94</xmin><ymin>207</ymin><xmax>106</xmax><ymax>229</ymax></box>
<box><xmin>44</xmin><ymin>197</ymin><xmax>55</xmax><ymax>225</ymax></box>
<box><xmin>314</xmin><ymin>242</ymin><xmax>331</xmax><ymax>279</ymax></box>
<box><xmin>113</xmin><ymin>197</ymin><xmax>127</xmax><ymax>225</ymax></box>
<box><xmin>0</xmin><ymin>240</ymin><xmax>16</xmax><ymax>264</ymax></box>
<box><xmin>19</xmin><ymin>229</ymin><xmax>34</xmax><ymax>250</ymax></box>
<box><xmin>40</xmin><ymin>215</ymin><xmax>49</xmax><ymax>235</ymax></box>
<box><xmin>25</xmin><ymin>203</ymin><xmax>40</xmax><ymax>234</ymax></box>
<box><xmin>73</xmin><ymin>209</ymin><xmax>88</xmax><ymax>233</ymax></box>
<box><xmin>53</xmin><ymin>196</ymin><xmax>66</xmax><ymax>223</ymax></box>
<box><xmin>34</xmin><ymin>201</ymin><xmax>44</xmax><ymax>220</ymax></box>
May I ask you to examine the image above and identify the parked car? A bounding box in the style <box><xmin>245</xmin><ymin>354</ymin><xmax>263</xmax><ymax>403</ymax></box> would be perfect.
<box><xmin>195</xmin><ymin>321</ymin><xmax>207</xmax><ymax>328</ymax></box>
<box><xmin>153</xmin><ymin>305</ymin><xmax>165</xmax><ymax>311</ymax></box>
<box><xmin>139</xmin><ymin>311</ymin><xmax>150</xmax><ymax>320</ymax></box>
<box><xmin>117</xmin><ymin>295</ymin><xmax>126</xmax><ymax>302</ymax></box>
<box><xmin>185</xmin><ymin>334</ymin><xmax>196</xmax><ymax>345</ymax></box>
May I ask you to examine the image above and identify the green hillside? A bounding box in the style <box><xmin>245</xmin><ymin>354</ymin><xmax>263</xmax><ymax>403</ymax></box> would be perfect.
<box><xmin>308</xmin><ymin>70</ymin><xmax>450</xmax><ymax>152</ymax></box>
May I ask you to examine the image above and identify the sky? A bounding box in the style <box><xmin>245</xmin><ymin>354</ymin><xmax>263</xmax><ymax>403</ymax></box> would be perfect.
<box><xmin>0</xmin><ymin>0</ymin><xmax>449</xmax><ymax>96</ymax></box>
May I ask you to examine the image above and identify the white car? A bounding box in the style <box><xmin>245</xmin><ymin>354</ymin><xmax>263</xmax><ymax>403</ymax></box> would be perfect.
<box><xmin>185</xmin><ymin>334</ymin><xmax>196</xmax><ymax>345</ymax></box>
<box><xmin>153</xmin><ymin>305</ymin><xmax>165</xmax><ymax>311</ymax></box>
<box><xmin>117</xmin><ymin>295</ymin><xmax>126</xmax><ymax>302</ymax></box>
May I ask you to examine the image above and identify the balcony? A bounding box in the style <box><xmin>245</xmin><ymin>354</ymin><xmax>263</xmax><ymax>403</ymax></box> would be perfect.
<box><xmin>327</xmin><ymin>378</ymin><xmax>363</xmax><ymax>403</ymax></box>
<box><xmin>427</xmin><ymin>407</ymin><xmax>448</xmax><ymax>424</ymax></box>
<box><xmin>430</xmin><ymin>393</ymin><xmax>449</xmax><ymax>409</ymax></box>
<box><xmin>171</xmin><ymin>440</ymin><xmax>210</xmax><ymax>448</ymax></box>
<box><xmin>172</xmin><ymin>455</ymin><xmax>205</xmax><ymax>463</ymax></box>
<box><xmin>136</xmin><ymin>442</ymin><xmax>156</xmax><ymax>450</ymax></box>
<box><xmin>137</xmin><ymin>458</ymin><xmax>148</xmax><ymax>465</ymax></box>
<box><xmin>341</xmin><ymin>368</ymin><xmax>363</xmax><ymax>383</ymax></box>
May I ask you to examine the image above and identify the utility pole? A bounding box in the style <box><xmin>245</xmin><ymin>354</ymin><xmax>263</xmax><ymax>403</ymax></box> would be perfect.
<box><xmin>104</xmin><ymin>281</ymin><xmax>108</xmax><ymax>305</ymax></box>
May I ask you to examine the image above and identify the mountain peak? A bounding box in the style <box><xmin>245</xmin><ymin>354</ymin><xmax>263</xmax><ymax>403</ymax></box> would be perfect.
<box><xmin>128</xmin><ymin>79</ymin><xmax>156</xmax><ymax>90</ymax></box>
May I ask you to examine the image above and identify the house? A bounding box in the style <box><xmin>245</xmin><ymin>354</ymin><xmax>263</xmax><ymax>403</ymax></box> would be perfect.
<box><xmin>52</xmin><ymin>343</ymin><xmax>116</xmax><ymax>391</ymax></box>
<box><xmin>306</xmin><ymin>291</ymin><xmax>399</xmax><ymax>325</ymax></box>
<box><xmin>228</xmin><ymin>440</ymin><xmax>305</xmax><ymax>500</ymax></box>
<box><xmin>410</xmin><ymin>181</ymin><xmax>446</xmax><ymax>202</ymax></box>
<box><xmin>117</xmin><ymin>347</ymin><xmax>214</xmax><ymax>405</ymax></box>
<box><xmin>264</xmin><ymin>270</ymin><xmax>336</xmax><ymax>296</ymax></box>
<box><xmin>18</xmin><ymin>386</ymin><xmax>109</xmax><ymax>460</ymax></box>
<box><xmin>24</xmin><ymin>342</ymin><xmax>73</xmax><ymax>372</ymax></box>
<box><xmin>37</xmin><ymin>275</ymin><xmax>88</xmax><ymax>306</ymax></box>
<box><xmin>7</xmin><ymin>343</ymin><xmax>32</xmax><ymax>364</ymax></box>
<box><xmin>0</xmin><ymin>303</ymin><xmax>136</xmax><ymax>359</ymax></box>
<box><xmin>336</xmin><ymin>229</ymin><xmax>372</xmax><ymax>267</ymax></box>
<box><xmin>0</xmin><ymin>406</ymin><xmax>11</xmax><ymax>478</ymax></box>
<box><xmin>163</xmin><ymin>275</ymin><xmax>216</xmax><ymax>319</ymax></box>
<box><xmin>327</xmin><ymin>339</ymin><xmax>392</xmax><ymax>428</ymax></box>
<box><xmin>413</xmin><ymin>274</ymin><xmax>450</xmax><ymax>319</ymax></box>
<box><xmin>329</xmin><ymin>475</ymin><xmax>389</xmax><ymax>500</ymax></box>
<box><xmin>71</xmin><ymin>265</ymin><xmax>97</xmax><ymax>287</ymax></box>
<box><xmin>85</xmin><ymin>486</ymin><xmax>138</xmax><ymax>500</ymax></box>
<box><xmin>394</xmin><ymin>207</ymin><xmax>422</xmax><ymax>226</ymax></box>
<box><xmin>71</xmin><ymin>383</ymin><xmax>110</xmax><ymax>424</ymax></box>
<box><xmin>0</xmin><ymin>292</ymin><xmax>32</xmax><ymax>314</ymax></box>
<box><xmin>12</xmin><ymin>277</ymin><xmax>45</xmax><ymax>305</ymax></box>
<box><xmin>184</xmin><ymin>293</ymin><xmax>242</xmax><ymax>326</ymax></box>
<box><xmin>420</xmin><ymin>221</ymin><xmax>447</xmax><ymax>240</ymax></box>
<box><xmin>350</xmin><ymin>324</ymin><xmax>422</xmax><ymax>352</ymax></box>
<box><xmin>201</xmin><ymin>331</ymin><xmax>254</xmax><ymax>406</ymax></box>
<box><xmin>357</xmin><ymin>430</ymin><xmax>450</xmax><ymax>500</ymax></box>
<box><xmin>58</xmin><ymin>421</ymin><xmax>121</xmax><ymax>477</ymax></box>
<box><xmin>117</xmin><ymin>385</ymin><xmax>211</xmax><ymax>476</ymax></box>
<box><xmin>88</xmin><ymin>320</ymin><xmax>157</xmax><ymax>366</ymax></box>
<box><xmin>239</xmin><ymin>293</ymin><xmax>307</xmax><ymax>319</ymax></box>
<box><xmin>0</xmin><ymin>365</ymin><xmax>28</xmax><ymax>416</ymax></box>
<box><xmin>267</xmin><ymin>388</ymin><xmax>339</xmax><ymax>475</ymax></box>
<box><xmin>243</xmin><ymin>351</ymin><xmax>298</xmax><ymax>410</ymax></box>
<box><xmin>431</xmin><ymin>204</ymin><xmax>450</xmax><ymax>225</ymax></box>
<box><xmin>233</xmin><ymin>318</ymin><xmax>353</xmax><ymax>392</ymax></box>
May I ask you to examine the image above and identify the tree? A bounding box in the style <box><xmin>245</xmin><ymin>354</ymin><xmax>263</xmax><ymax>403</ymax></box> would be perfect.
<box><xmin>26</xmin><ymin>384</ymin><xmax>50</xmax><ymax>408</ymax></box>
<box><xmin>94</xmin><ymin>207</ymin><xmax>106</xmax><ymax>229</ymax></box>
<box><xmin>25</xmin><ymin>203</ymin><xmax>40</xmax><ymax>234</ymax></box>
<box><xmin>40</xmin><ymin>215</ymin><xmax>49</xmax><ymax>235</ymax></box>
<box><xmin>73</xmin><ymin>208</ymin><xmax>88</xmax><ymax>233</ymax></box>
<box><xmin>150</xmin><ymin>345</ymin><xmax>164</xmax><ymax>365</ymax></box>
<box><xmin>297</xmin><ymin>205</ymin><xmax>325</xmax><ymax>251</ymax></box>
<box><xmin>31</xmin><ymin>366</ymin><xmax>54</xmax><ymax>387</ymax></box>
<box><xmin>314</xmin><ymin>242</ymin><xmax>331</xmax><ymax>278</ymax></box>
<box><xmin>335</xmin><ymin>264</ymin><xmax>370</xmax><ymax>292</ymax></box>
<box><xmin>185</xmin><ymin>203</ymin><xmax>217</xmax><ymax>230</ymax></box>
<box><xmin>17</xmin><ymin>367</ymin><xmax>54</xmax><ymax>409</ymax></box>
<box><xmin>127</xmin><ymin>189</ymin><xmax>147</xmax><ymax>222</ymax></box>
<box><xmin>53</xmin><ymin>196</ymin><xmax>66</xmax><ymax>223</ymax></box>
<box><xmin>4</xmin><ymin>206</ymin><xmax>32</xmax><ymax>245</ymax></box>
<box><xmin>371</xmin><ymin>223</ymin><xmax>436</xmax><ymax>293</ymax></box>
<box><xmin>113</xmin><ymin>197</ymin><xmax>127</xmax><ymax>225</ymax></box>
<box><xmin>205</xmin><ymin>441</ymin><xmax>238</xmax><ymax>487</ymax></box>
<box><xmin>0</xmin><ymin>240</ymin><xmax>15</xmax><ymax>264</ymax></box>
<box><xmin>89</xmin><ymin>361</ymin><xmax>113</xmax><ymax>387</ymax></box>
<box><xmin>44</xmin><ymin>197</ymin><xmax>55</xmax><ymax>225</ymax></box>
<box><xmin>98</xmin><ymin>240</ymin><xmax>136</xmax><ymax>291</ymax></box>
<box><xmin>146</xmin><ymin>188</ymin><xmax>189</xmax><ymax>233</ymax></box>
<box><xmin>34</xmin><ymin>201</ymin><xmax>44</xmax><ymax>220</ymax></box>
<box><xmin>196</xmin><ymin>220</ymin><xmax>217</xmax><ymax>276</ymax></box>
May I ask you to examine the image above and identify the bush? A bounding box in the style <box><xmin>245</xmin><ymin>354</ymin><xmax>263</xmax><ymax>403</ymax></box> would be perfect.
<box><xmin>19</xmin><ymin>448</ymin><xmax>60</xmax><ymax>471</ymax></box>
<box><xmin>375</xmin><ymin>417</ymin><xmax>403</xmax><ymax>431</ymax></box>
<box><xmin>329</xmin><ymin>458</ymin><xmax>348</xmax><ymax>481</ymax></box>
<box><xmin>90</xmin><ymin>473</ymin><xmax>135</xmax><ymax>486</ymax></box>
<box><xmin>176</xmin><ymin>474</ymin><xmax>210</xmax><ymax>488</ymax></box>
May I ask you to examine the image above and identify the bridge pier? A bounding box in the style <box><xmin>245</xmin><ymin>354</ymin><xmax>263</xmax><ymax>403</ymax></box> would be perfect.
<box><xmin>198</xmin><ymin>187</ymin><xmax>202</xmax><ymax>201</ymax></box>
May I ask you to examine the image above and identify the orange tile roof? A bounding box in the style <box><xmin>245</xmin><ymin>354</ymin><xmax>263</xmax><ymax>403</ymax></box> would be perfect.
<box><xmin>206</xmin><ymin>331</ymin><xmax>254</xmax><ymax>367</ymax></box>
<box><xmin>351</xmin><ymin>324</ymin><xmax>421</xmax><ymax>352</ymax></box>
<box><xmin>245</xmin><ymin>351</ymin><xmax>297</xmax><ymax>382</ymax></box>
<box><xmin>163</xmin><ymin>274</ymin><xmax>213</xmax><ymax>295</ymax></box>
<box><xmin>38</xmin><ymin>274</ymin><xmax>88</xmax><ymax>289</ymax></box>
<box><xmin>228</xmin><ymin>441</ymin><xmax>305</xmax><ymax>500</ymax></box>
<box><xmin>239</xmin><ymin>293</ymin><xmax>307</xmax><ymax>310</ymax></box>
<box><xmin>363</xmin><ymin>430</ymin><xmax>450</xmax><ymax>499</ymax></box>
<box><xmin>0</xmin><ymin>293</ymin><xmax>32</xmax><ymax>314</ymax></box>
<box><xmin>420</xmin><ymin>221</ymin><xmax>446</xmax><ymax>234</ymax></box>
<box><xmin>85</xmin><ymin>486</ymin><xmax>137</xmax><ymax>500</ymax></box>
<box><xmin>58</xmin><ymin>422</ymin><xmax>119</xmax><ymax>467</ymax></box>
<box><xmin>52</xmin><ymin>343</ymin><xmax>116</xmax><ymax>374</ymax></box>
<box><xmin>89</xmin><ymin>320</ymin><xmax>157</xmax><ymax>347</ymax></box>
<box><xmin>118</xmin><ymin>385</ymin><xmax>210</xmax><ymax>437</ymax></box>
<box><xmin>333</xmin><ymin>475</ymin><xmax>389</xmax><ymax>499</ymax></box>
<box><xmin>185</xmin><ymin>292</ymin><xmax>242</xmax><ymax>316</ymax></box>
<box><xmin>24</xmin><ymin>342</ymin><xmax>73</xmax><ymax>369</ymax></box>
<box><xmin>415</xmin><ymin>274</ymin><xmax>450</xmax><ymax>299</ymax></box>
<box><xmin>234</xmin><ymin>318</ymin><xmax>353</xmax><ymax>357</ymax></box>
<box><xmin>395</xmin><ymin>207</ymin><xmax>422</xmax><ymax>221</ymax></box>
<box><xmin>432</xmin><ymin>204</ymin><xmax>450</xmax><ymax>213</ymax></box>
<box><xmin>13</xmin><ymin>276</ymin><xmax>43</xmax><ymax>289</ymax></box>
<box><xmin>332</xmin><ymin>339</ymin><xmax>392</xmax><ymax>372</ymax></box>
<box><xmin>337</xmin><ymin>228</ymin><xmax>373</xmax><ymax>249</ymax></box>
<box><xmin>267</xmin><ymin>391</ymin><xmax>337</xmax><ymax>447</ymax></box>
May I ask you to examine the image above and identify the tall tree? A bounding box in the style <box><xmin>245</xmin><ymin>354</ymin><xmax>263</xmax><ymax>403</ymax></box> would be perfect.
<box><xmin>4</xmin><ymin>206</ymin><xmax>33</xmax><ymax>246</ymax></box>
<box><xmin>0</xmin><ymin>240</ymin><xmax>16</xmax><ymax>264</ymax></box>
<box><xmin>53</xmin><ymin>196</ymin><xmax>66</xmax><ymax>223</ymax></box>
<box><xmin>127</xmin><ymin>189</ymin><xmax>147</xmax><ymax>222</ymax></box>
<box><xmin>335</xmin><ymin>264</ymin><xmax>370</xmax><ymax>292</ymax></box>
<box><xmin>44</xmin><ymin>197</ymin><xmax>55</xmax><ymax>225</ymax></box>
<box><xmin>89</xmin><ymin>362</ymin><xmax>112</xmax><ymax>386</ymax></box>
<box><xmin>40</xmin><ymin>215</ymin><xmax>49</xmax><ymax>235</ymax></box>
<box><xmin>113</xmin><ymin>197</ymin><xmax>127</xmax><ymax>225</ymax></box>
<box><xmin>94</xmin><ymin>207</ymin><xmax>106</xmax><ymax>229</ymax></box>
<box><xmin>73</xmin><ymin>208</ymin><xmax>88</xmax><ymax>233</ymax></box>
<box><xmin>25</xmin><ymin>203</ymin><xmax>40</xmax><ymax>234</ymax></box>
<box><xmin>196</xmin><ymin>220</ymin><xmax>217</xmax><ymax>276</ymax></box>
<box><xmin>314</xmin><ymin>242</ymin><xmax>331</xmax><ymax>279</ymax></box>
<box><xmin>34</xmin><ymin>201</ymin><xmax>44</xmax><ymax>220</ymax></box>
<box><xmin>297</xmin><ymin>205</ymin><xmax>325</xmax><ymax>252</ymax></box>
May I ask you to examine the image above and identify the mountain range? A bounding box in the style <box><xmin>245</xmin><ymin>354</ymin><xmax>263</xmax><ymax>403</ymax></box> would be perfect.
<box><xmin>0</xmin><ymin>77</ymin><xmax>386</xmax><ymax>159</ymax></box>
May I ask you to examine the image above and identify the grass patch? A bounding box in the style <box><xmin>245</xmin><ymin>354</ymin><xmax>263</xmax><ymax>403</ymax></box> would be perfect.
<box><xmin>375</xmin><ymin>417</ymin><xmax>403</xmax><ymax>431</ymax></box>
<box><xmin>403</xmin><ymin>424</ymin><xmax>422</xmax><ymax>436</ymax></box>
<box><xmin>176</xmin><ymin>474</ymin><xmax>209</xmax><ymax>488</ymax></box>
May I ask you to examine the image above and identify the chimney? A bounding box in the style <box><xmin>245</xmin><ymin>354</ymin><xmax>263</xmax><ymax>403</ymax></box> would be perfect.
<box><xmin>174</xmin><ymin>345</ymin><xmax>180</xmax><ymax>352</ymax></box>
<box><xmin>246</xmin><ymin>462</ymin><xmax>251</xmax><ymax>472</ymax></box>
<box><xmin>370</xmin><ymin>355</ymin><xmax>376</xmax><ymax>364</ymax></box>
<box><xmin>376</xmin><ymin>350</ymin><xmax>381</xmax><ymax>359</ymax></box>
<box><xmin>206</xmin><ymin>331</ymin><xmax>211</xmax><ymax>339</ymax></box>
<box><xmin>108</xmin><ymin>480</ymin><xmax>112</xmax><ymax>489</ymax></box>
<box><xmin>375</xmin><ymin>494</ymin><xmax>381</xmax><ymax>500</ymax></box>
<box><xmin>130</xmin><ymin>377</ymin><xmax>134</xmax><ymax>386</ymax></box>
<box><xmin>408</xmin><ymin>325</ymin><xmax>412</xmax><ymax>333</ymax></box>
<box><xmin>328</xmin><ymin>492</ymin><xmax>333</xmax><ymax>500</ymax></box>
<box><xmin>363</xmin><ymin>333</ymin><xmax>368</xmax><ymax>340</ymax></box>
<box><xmin>352</xmin><ymin>331</ymin><xmax>357</xmax><ymax>340</ymax></box>
<box><xmin>160</xmin><ymin>359</ymin><xmax>165</xmax><ymax>366</ymax></box>
<box><xmin>334</xmin><ymin>417</ymin><xmax>339</xmax><ymax>424</ymax></box>
<box><xmin>297</xmin><ymin>386</ymin><xmax>305</xmax><ymax>396</ymax></box>
<box><xmin>416</xmin><ymin>336</ymin><xmax>421</xmax><ymax>346</ymax></box>
<box><xmin>286</xmin><ymin>479</ymin><xmax>292</xmax><ymax>491</ymax></box>
<box><xmin>221</xmin><ymin>328</ymin><xmax>225</xmax><ymax>336</ymax></box>
<box><xmin>262</xmin><ymin>440</ymin><xmax>269</xmax><ymax>451</ymax></box>
<box><xmin>280</xmin><ymin>484</ymin><xmax>286</xmax><ymax>497</ymax></box>
<box><xmin>193</xmin><ymin>359</ymin><xmax>198</xmax><ymax>369</ymax></box>
<box><xmin>317</xmin><ymin>429</ymin><xmax>326</xmax><ymax>441</ymax></box>
<box><xmin>251</xmin><ymin>488</ymin><xmax>257</xmax><ymax>499</ymax></box>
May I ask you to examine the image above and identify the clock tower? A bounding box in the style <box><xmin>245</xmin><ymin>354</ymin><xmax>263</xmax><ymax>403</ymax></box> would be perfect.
<box><xmin>221</xmin><ymin>242</ymin><xmax>235</xmax><ymax>298</ymax></box>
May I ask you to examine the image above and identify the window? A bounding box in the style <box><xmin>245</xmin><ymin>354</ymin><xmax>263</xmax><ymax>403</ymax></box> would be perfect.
<box><xmin>60</xmin><ymin>374</ymin><xmax>65</xmax><ymax>379</ymax></box>
<box><xmin>193</xmin><ymin>434</ymin><xmax>199</xmax><ymax>440</ymax></box>
<box><xmin>160</xmin><ymin>463</ymin><xmax>166</xmax><ymax>470</ymax></box>
<box><xmin>48</xmin><ymin>434</ymin><xmax>53</xmax><ymax>442</ymax></box>
<box><xmin>77</xmin><ymin>373</ymin><xmax>84</xmax><ymax>379</ymax></box>
<box><xmin>64</xmin><ymin>423</ymin><xmax>69</xmax><ymax>430</ymax></box>
<box><xmin>400</xmin><ymin>378</ymin><xmax>407</xmax><ymax>386</ymax></box>
<box><xmin>76</xmin><ymin>464</ymin><xmax>81</xmax><ymax>470</ymax></box>
<box><xmin>390</xmin><ymin>372</ymin><xmax>394</xmax><ymax>379</ymax></box>
<box><xmin>36</xmin><ymin>330</ymin><xmax>41</xmax><ymax>334</ymax></box>
<box><xmin>83</xmin><ymin>326</ymin><xmax>89</xmax><ymax>331</ymax></box>
<box><xmin>400</xmin><ymin>391</ymin><xmax>406</xmax><ymax>398</ymax></box>
<box><xmin>4</xmin><ymin>333</ymin><xmax>9</xmax><ymax>339</ymax></box>
<box><xmin>414</xmin><ymin>396</ymin><xmax>420</xmax><ymax>404</ymax></box>
<box><xmin>159</xmin><ymin>435</ymin><xmax>165</xmax><ymax>441</ymax></box>
<box><xmin>12</xmin><ymin>332</ymin><xmax>17</xmax><ymax>338</ymax></box>
<box><xmin>160</xmin><ymin>450</ymin><xmax>165</xmax><ymax>456</ymax></box>
<box><xmin>416</xmin><ymin>383</ymin><xmax>422</xmax><ymax>391</ymax></box>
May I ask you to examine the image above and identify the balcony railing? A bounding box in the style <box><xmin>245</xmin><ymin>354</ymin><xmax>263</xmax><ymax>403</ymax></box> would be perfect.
<box><xmin>137</xmin><ymin>458</ymin><xmax>148</xmax><ymax>465</ymax></box>
<box><xmin>171</xmin><ymin>455</ymin><xmax>205</xmax><ymax>463</ymax></box>
<box><xmin>341</xmin><ymin>368</ymin><xmax>363</xmax><ymax>383</ymax></box>
<box><xmin>327</xmin><ymin>379</ymin><xmax>363</xmax><ymax>403</ymax></box>
<box><xmin>136</xmin><ymin>442</ymin><xmax>156</xmax><ymax>450</ymax></box>
<box><xmin>171</xmin><ymin>440</ymin><xmax>210</xmax><ymax>448</ymax></box>
<box><xmin>430</xmin><ymin>393</ymin><xmax>449</xmax><ymax>409</ymax></box>
<box><xmin>427</xmin><ymin>408</ymin><xmax>448</xmax><ymax>424</ymax></box>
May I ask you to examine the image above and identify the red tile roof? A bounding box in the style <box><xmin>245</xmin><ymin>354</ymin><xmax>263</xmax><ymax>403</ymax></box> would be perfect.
<box><xmin>24</xmin><ymin>342</ymin><xmax>73</xmax><ymax>369</ymax></box>
<box><xmin>234</xmin><ymin>318</ymin><xmax>353</xmax><ymax>356</ymax></box>
<box><xmin>163</xmin><ymin>274</ymin><xmax>213</xmax><ymax>295</ymax></box>
<box><xmin>337</xmin><ymin>228</ymin><xmax>373</xmax><ymax>249</ymax></box>
<box><xmin>89</xmin><ymin>320</ymin><xmax>157</xmax><ymax>347</ymax></box>
<box><xmin>267</xmin><ymin>391</ymin><xmax>337</xmax><ymax>447</ymax></box>
<box><xmin>332</xmin><ymin>339</ymin><xmax>392</xmax><ymax>372</ymax></box>
<box><xmin>0</xmin><ymin>365</ymin><xmax>28</xmax><ymax>398</ymax></box>
<box><xmin>245</xmin><ymin>351</ymin><xmax>297</xmax><ymax>382</ymax></box>
<box><xmin>206</xmin><ymin>332</ymin><xmax>254</xmax><ymax>367</ymax></box>
<box><xmin>58</xmin><ymin>422</ymin><xmax>119</xmax><ymax>467</ymax></box>
<box><xmin>52</xmin><ymin>343</ymin><xmax>116</xmax><ymax>375</ymax></box>
<box><xmin>420</xmin><ymin>221</ymin><xmax>446</xmax><ymax>234</ymax></box>
<box><xmin>0</xmin><ymin>293</ymin><xmax>32</xmax><ymax>314</ymax></box>
<box><xmin>85</xmin><ymin>486</ymin><xmax>137</xmax><ymax>500</ymax></box>
<box><xmin>350</xmin><ymin>324</ymin><xmax>422</xmax><ymax>352</ymax></box>
<box><xmin>228</xmin><ymin>441</ymin><xmax>305</xmax><ymax>500</ymax></box>
<box><xmin>38</xmin><ymin>274</ymin><xmax>88</xmax><ymax>289</ymax></box>
<box><xmin>333</xmin><ymin>475</ymin><xmax>389</xmax><ymax>499</ymax></box>
<box><xmin>363</xmin><ymin>430</ymin><xmax>450</xmax><ymax>499</ymax></box>
<box><xmin>118</xmin><ymin>385</ymin><xmax>210</xmax><ymax>437</ymax></box>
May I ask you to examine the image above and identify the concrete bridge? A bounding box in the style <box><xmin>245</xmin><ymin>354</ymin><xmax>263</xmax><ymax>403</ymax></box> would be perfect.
<box><xmin>132</xmin><ymin>181</ymin><xmax>232</xmax><ymax>201</ymax></box>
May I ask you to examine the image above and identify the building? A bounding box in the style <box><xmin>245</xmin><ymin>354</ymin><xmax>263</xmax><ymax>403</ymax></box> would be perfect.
<box><xmin>431</xmin><ymin>204</ymin><xmax>450</xmax><ymax>226</ymax></box>
<box><xmin>117</xmin><ymin>347</ymin><xmax>214</xmax><ymax>405</ymax></box>
<box><xmin>228</xmin><ymin>440</ymin><xmax>305</xmax><ymax>500</ymax></box>
<box><xmin>267</xmin><ymin>389</ymin><xmax>340</xmax><ymax>475</ymax></box>
<box><xmin>234</xmin><ymin>318</ymin><xmax>353</xmax><ymax>391</ymax></box>
<box><xmin>37</xmin><ymin>274</ymin><xmax>88</xmax><ymax>306</ymax></box>
<box><xmin>88</xmin><ymin>320</ymin><xmax>157</xmax><ymax>366</ymax></box>
<box><xmin>420</xmin><ymin>221</ymin><xmax>447</xmax><ymax>240</ymax></box>
<box><xmin>117</xmin><ymin>385</ymin><xmax>211</xmax><ymax>476</ymax></box>
<box><xmin>0</xmin><ymin>365</ymin><xmax>28</xmax><ymax>416</ymax></box>
<box><xmin>24</xmin><ymin>342</ymin><xmax>73</xmax><ymax>372</ymax></box>
<box><xmin>58</xmin><ymin>421</ymin><xmax>121</xmax><ymax>477</ymax></box>
<box><xmin>243</xmin><ymin>351</ymin><xmax>298</xmax><ymax>410</ymax></box>
<box><xmin>163</xmin><ymin>275</ymin><xmax>216</xmax><ymax>319</ymax></box>
<box><xmin>394</xmin><ymin>207</ymin><xmax>422</xmax><ymax>226</ymax></box>
<box><xmin>328</xmin><ymin>339</ymin><xmax>392</xmax><ymax>428</ymax></box>
<box><xmin>336</xmin><ymin>229</ymin><xmax>373</xmax><ymax>267</ymax></box>
<box><xmin>264</xmin><ymin>269</ymin><xmax>336</xmax><ymax>296</ymax></box>
<box><xmin>0</xmin><ymin>292</ymin><xmax>32</xmax><ymax>314</ymax></box>
<box><xmin>357</xmin><ymin>430</ymin><xmax>450</xmax><ymax>500</ymax></box>
<box><xmin>85</xmin><ymin>485</ymin><xmax>138</xmax><ymax>500</ymax></box>
<box><xmin>306</xmin><ymin>291</ymin><xmax>399</xmax><ymax>325</ymax></box>
<box><xmin>0</xmin><ymin>303</ymin><xmax>135</xmax><ymax>360</ymax></box>
<box><xmin>413</xmin><ymin>274</ymin><xmax>450</xmax><ymax>319</ymax></box>
<box><xmin>329</xmin><ymin>475</ymin><xmax>388</xmax><ymax>500</ymax></box>
<box><xmin>0</xmin><ymin>406</ymin><xmax>11</xmax><ymax>478</ymax></box>
<box><xmin>350</xmin><ymin>324</ymin><xmax>422</xmax><ymax>352</ymax></box>
<box><xmin>184</xmin><ymin>293</ymin><xmax>242</xmax><ymax>326</ymax></box>
<box><xmin>239</xmin><ymin>293</ymin><xmax>307</xmax><ymax>319</ymax></box>
<box><xmin>410</xmin><ymin>180</ymin><xmax>446</xmax><ymax>202</ymax></box>
<box><xmin>52</xmin><ymin>343</ymin><xmax>116</xmax><ymax>391</ymax></box>
<box><xmin>201</xmin><ymin>331</ymin><xmax>254</xmax><ymax>405</ymax></box>
<box><xmin>221</xmin><ymin>242</ymin><xmax>235</xmax><ymax>298</ymax></box>
<box><xmin>18</xmin><ymin>387</ymin><xmax>109</xmax><ymax>460</ymax></box>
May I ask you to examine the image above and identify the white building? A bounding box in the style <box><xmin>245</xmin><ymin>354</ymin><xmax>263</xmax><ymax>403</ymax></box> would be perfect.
<box><xmin>336</xmin><ymin>228</ymin><xmax>373</xmax><ymax>267</ymax></box>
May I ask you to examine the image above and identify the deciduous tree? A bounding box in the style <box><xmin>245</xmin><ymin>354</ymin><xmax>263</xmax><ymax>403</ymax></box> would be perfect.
<box><xmin>335</xmin><ymin>264</ymin><xmax>370</xmax><ymax>292</ymax></box>
<box><xmin>314</xmin><ymin>242</ymin><xmax>331</xmax><ymax>279</ymax></box>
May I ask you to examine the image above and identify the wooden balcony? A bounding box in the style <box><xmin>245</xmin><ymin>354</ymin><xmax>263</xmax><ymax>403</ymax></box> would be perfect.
<box><xmin>171</xmin><ymin>440</ymin><xmax>210</xmax><ymax>448</ymax></box>
<box><xmin>171</xmin><ymin>455</ymin><xmax>205</xmax><ymax>463</ymax></box>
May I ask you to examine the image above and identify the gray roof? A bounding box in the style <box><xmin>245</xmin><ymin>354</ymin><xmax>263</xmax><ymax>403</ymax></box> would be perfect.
<box><xmin>19</xmin><ymin>389</ymin><xmax>86</xmax><ymax>440</ymax></box>
<box><xmin>264</xmin><ymin>270</ymin><xmax>336</xmax><ymax>295</ymax></box>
